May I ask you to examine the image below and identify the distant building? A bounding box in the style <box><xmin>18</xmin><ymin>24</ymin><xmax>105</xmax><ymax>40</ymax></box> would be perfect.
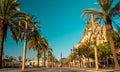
<box><xmin>73</xmin><ymin>18</ymin><xmax>107</xmax><ymax>67</ymax></box>
<box><xmin>26</xmin><ymin>59</ymin><xmax>43</xmax><ymax>67</ymax></box>
<box><xmin>3</xmin><ymin>58</ymin><xmax>21</xmax><ymax>68</ymax></box>
<box><xmin>74</xmin><ymin>19</ymin><xmax>107</xmax><ymax>49</ymax></box>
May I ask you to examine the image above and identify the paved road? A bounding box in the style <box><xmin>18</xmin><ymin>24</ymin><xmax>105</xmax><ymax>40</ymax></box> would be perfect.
<box><xmin>0</xmin><ymin>67</ymin><xmax>85</xmax><ymax>72</ymax></box>
<box><xmin>1</xmin><ymin>67</ymin><xmax>119</xmax><ymax>72</ymax></box>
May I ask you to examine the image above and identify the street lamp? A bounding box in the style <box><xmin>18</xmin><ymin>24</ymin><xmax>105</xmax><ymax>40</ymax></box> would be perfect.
<box><xmin>59</xmin><ymin>51</ymin><xmax>62</xmax><ymax>72</ymax></box>
<box><xmin>19</xmin><ymin>17</ymin><xmax>28</xmax><ymax>71</ymax></box>
<box><xmin>18</xmin><ymin>17</ymin><xmax>35</xmax><ymax>71</ymax></box>
<box><xmin>60</xmin><ymin>51</ymin><xmax>62</xmax><ymax>67</ymax></box>
<box><xmin>72</xmin><ymin>49</ymin><xmax>76</xmax><ymax>66</ymax></box>
<box><xmin>46</xmin><ymin>50</ymin><xmax>48</xmax><ymax>67</ymax></box>
<box><xmin>91</xmin><ymin>14</ymin><xmax>99</xmax><ymax>71</ymax></box>
<box><xmin>86</xmin><ymin>14</ymin><xmax>104</xmax><ymax>71</ymax></box>
<box><xmin>70</xmin><ymin>49</ymin><xmax>72</xmax><ymax>67</ymax></box>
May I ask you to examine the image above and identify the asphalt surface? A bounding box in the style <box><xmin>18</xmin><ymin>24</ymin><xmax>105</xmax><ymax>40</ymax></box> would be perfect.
<box><xmin>1</xmin><ymin>67</ymin><xmax>120</xmax><ymax>72</ymax></box>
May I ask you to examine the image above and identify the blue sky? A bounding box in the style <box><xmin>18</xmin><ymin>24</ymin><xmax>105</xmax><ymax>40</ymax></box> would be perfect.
<box><xmin>4</xmin><ymin>0</ymin><xmax>98</xmax><ymax>60</ymax></box>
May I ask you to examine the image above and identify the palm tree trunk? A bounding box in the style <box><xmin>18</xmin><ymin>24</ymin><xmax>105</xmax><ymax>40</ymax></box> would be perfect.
<box><xmin>0</xmin><ymin>30</ymin><xmax>4</xmax><ymax>69</ymax></box>
<box><xmin>106</xmin><ymin>17</ymin><xmax>120</xmax><ymax>70</ymax></box>
<box><xmin>22</xmin><ymin>35</ymin><xmax>27</xmax><ymax>71</ymax></box>
<box><xmin>79</xmin><ymin>56</ymin><xmax>81</xmax><ymax>68</ymax></box>
<box><xmin>88</xmin><ymin>58</ymin><xmax>90</xmax><ymax>68</ymax></box>
<box><xmin>0</xmin><ymin>20</ymin><xmax>4</xmax><ymax>69</ymax></box>
<box><xmin>37</xmin><ymin>49</ymin><xmax>40</xmax><ymax>67</ymax></box>
<box><xmin>44</xmin><ymin>52</ymin><xmax>46</xmax><ymax>67</ymax></box>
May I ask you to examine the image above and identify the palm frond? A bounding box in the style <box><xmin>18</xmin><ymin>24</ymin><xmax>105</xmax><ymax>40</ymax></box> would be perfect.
<box><xmin>82</xmin><ymin>8</ymin><xmax>104</xmax><ymax>18</ymax></box>
<box><xmin>115</xmin><ymin>23</ymin><xmax>120</xmax><ymax>33</ymax></box>
<box><xmin>3</xmin><ymin>20</ymin><xmax>8</xmax><ymax>41</ymax></box>
<box><xmin>111</xmin><ymin>1</ymin><xmax>120</xmax><ymax>16</ymax></box>
<box><xmin>28</xmin><ymin>39</ymin><xmax>37</xmax><ymax>50</ymax></box>
<box><xmin>10</xmin><ymin>12</ymin><xmax>27</xmax><ymax>18</ymax></box>
<box><xmin>9</xmin><ymin>24</ymin><xmax>19</xmax><ymax>43</ymax></box>
<box><xmin>98</xmin><ymin>0</ymin><xmax>113</xmax><ymax>13</ymax></box>
<box><xmin>0</xmin><ymin>0</ymin><xmax>5</xmax><ymax>17</ymax></box>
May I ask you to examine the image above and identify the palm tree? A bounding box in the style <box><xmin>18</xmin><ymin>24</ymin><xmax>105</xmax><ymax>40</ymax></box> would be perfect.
<box><xmin>47</xmin><ymin>50</ymin><xmax>53</xmax><ymax>66</ymax></box>
<box><xmin>0</xmin><ymin>0</ymin><xmax>27</xmax><ymax>69</ymax></box>
<box><xmin>28</xmin><ymin>32</ymin><xmax>42</xmax><ymax>67</ymax></box>
<box><xmin>13</xmin><ymin>15</ymin><xmax>39</xmax><ymax>70</ymax></box>
<box><xmin>42</xmin><ymin>38</ymin><xmax>51</xmax><ymax>67</ymax></box>
<box><xmin>82</xmin><ymin>0</ymin><xmax>120</xmax><ymax>69</ymax></box>
<box><xmin>36</xmin><ymin>50</ymin><xmax>43</xmax><ymax>66</ymax></box>
<box><xmin>9</xmin><ymin>56</ymin><xmax>14</xmax><ymax>61</ymax></box>
<box><xmin>28</xmin><ymin>28</ymin><xmax>50</xmax><ymax>67</ymax></box>
<box><xmin>18</xmin><ymin>56</ymin><xmax>22</xmax><ymax>61</ymax></box>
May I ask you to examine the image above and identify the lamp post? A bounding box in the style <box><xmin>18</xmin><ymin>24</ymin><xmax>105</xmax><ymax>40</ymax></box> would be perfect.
<box><xmin>46</xmin><ymin>50</ymin><xmax>48</xmax><ymax>67</ymax></box>
<box><xmin>60</xmin><ymin>51</ymin><xmax>62</xmax><ymax>67</ymax></box>
<box><xmin>21</xmin><ymin>18</ymin><xmax>28</xmax><ymax>71</ymax></box>
<box><xmin>18</xmin><ymin>17</ymin><xmax>35</xmax><ymax>71</ymax></box>
<box><xmin>86</xmin><ymin>14</ymin><xmax>104</xmax><ymax>71</ymax></box>
<box><xmin>71</xmin><ymin>49</ymin><xmax>72</xmax><ymax>67</ymax></box>
<box><xmin>91</xmin><ymin>14</ymin><xmax>99</xmax><ymax>71</ymax></box>
<box><xmin>59</xmin><ymin>51</ymin><xmax>62</xmax><ymax>72</ymax></box>
<box><xmin>93</xmin><ymin>35</ymin><xmax>99</xmax><ymax>71</ymax></box>
<box><xmin>76</xmin><ymin>48</ymin><xmax>80</xmax><ymax>68</ymax></box>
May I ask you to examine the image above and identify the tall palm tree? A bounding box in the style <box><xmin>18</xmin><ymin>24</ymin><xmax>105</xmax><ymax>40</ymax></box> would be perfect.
<box><xmin>82</xmin><ymin>0</ymin><xmax>120</xmax><ymax>69</ymax></box>
<box><xmin>28</xmin><ymin>31</ymin><xmax>42</xmax><ymax>67</ymax></box>
<box><xmin>36</xmin><ymin>50</ymin><xmax>43</xmax><ymax>66</ymax></box>
<box><xmin>16</xmin><ymin>15</ymin><xmax>39</xmax><ymax>71</ymax></box>
<box><xmin>28</xmin><ymin>32</ymin><xmax>50</xmax><ymax>67</ymax></box>
<box><xmin>0</xmin><ymin>0</ymin><xmax>27</xmax><ymax>69</ymax></box>
<box><xmin>47</xmin><ymin>50</ymin><xmax>53</xmax><ymax>66</ymax></box>
<box><xmin>41</xmin><ymin>38</ymin><xmax>51</xmax><ymax>67</ymax></box>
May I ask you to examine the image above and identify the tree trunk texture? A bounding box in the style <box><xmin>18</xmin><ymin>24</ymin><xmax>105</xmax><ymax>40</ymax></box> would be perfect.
<box><xmin>37</xmin><ymin>49</ymin><xmax>39</xmax><ymax>67</ymax></box>
<box><xmin>44</xmin><ymin>53</ymin><xmax>46</xmax><ymax>67</ymax></box>
<box><xmin>0</xmin><ymin>29</ymin><xmax>4</xmax><ymax>69</ymax></box>
<box><xmin>106</xmin><ymin>17</ymin><xmax>120</xmax><ymax>70</ymax></box>
<box><xmin>0</xmin><ymin>20</ymin><xmax>4</xmax><ymax>69</ymax></box>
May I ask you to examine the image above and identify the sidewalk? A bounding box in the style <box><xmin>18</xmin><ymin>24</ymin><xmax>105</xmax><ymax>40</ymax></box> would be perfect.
<box><xmin>68</xmin><ymin>67</ymin><xmax>120</xmax><ymax>72</ymax></box>
<box><xmin>85</xmin><ymin>68</ymin><xmax>115</xmax><ymax>72</ymax></box>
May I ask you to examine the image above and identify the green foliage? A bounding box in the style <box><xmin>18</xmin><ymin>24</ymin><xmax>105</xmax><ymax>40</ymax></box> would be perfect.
<box><xmin>18</xmin><ymin>56</ymin><xmax>22</xmax><ymax>61</ymax></box>
<box><xmin>113</xmin><ymin>30</ymin><xmax>120</xmax><ymax>49</ymax></box>
<box><xmin>82</xmin><ymin>0</ymin><xmax>120</xmax><ymax>69</ymax></box>
<box><xmin>9</xmin><ymin>56</ymin><xmax>14</xmax><ymax>61</ymax></box>
<box><xmin>97</xmin><ymin>30</ymin><xmax>120</xmax><ymax>57</ymax></box>
<box><xmin>97</xmin><ymin>42</ymin><xmax>111</xmax><ymax>57</ymax></box>
<box><xmin>5</xmin><ymin>55</ymin><xmax>9</xmax><ymax>59</ymax></box>
<box><xmin>72</xmin><ymin>39</ymin><xmax>95</xmax><ymax>60</ymax></box>
<box><xmin>80</xmin><ymin>40</ymin><xmax>94</xmax><ymax>58</ymax></box>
